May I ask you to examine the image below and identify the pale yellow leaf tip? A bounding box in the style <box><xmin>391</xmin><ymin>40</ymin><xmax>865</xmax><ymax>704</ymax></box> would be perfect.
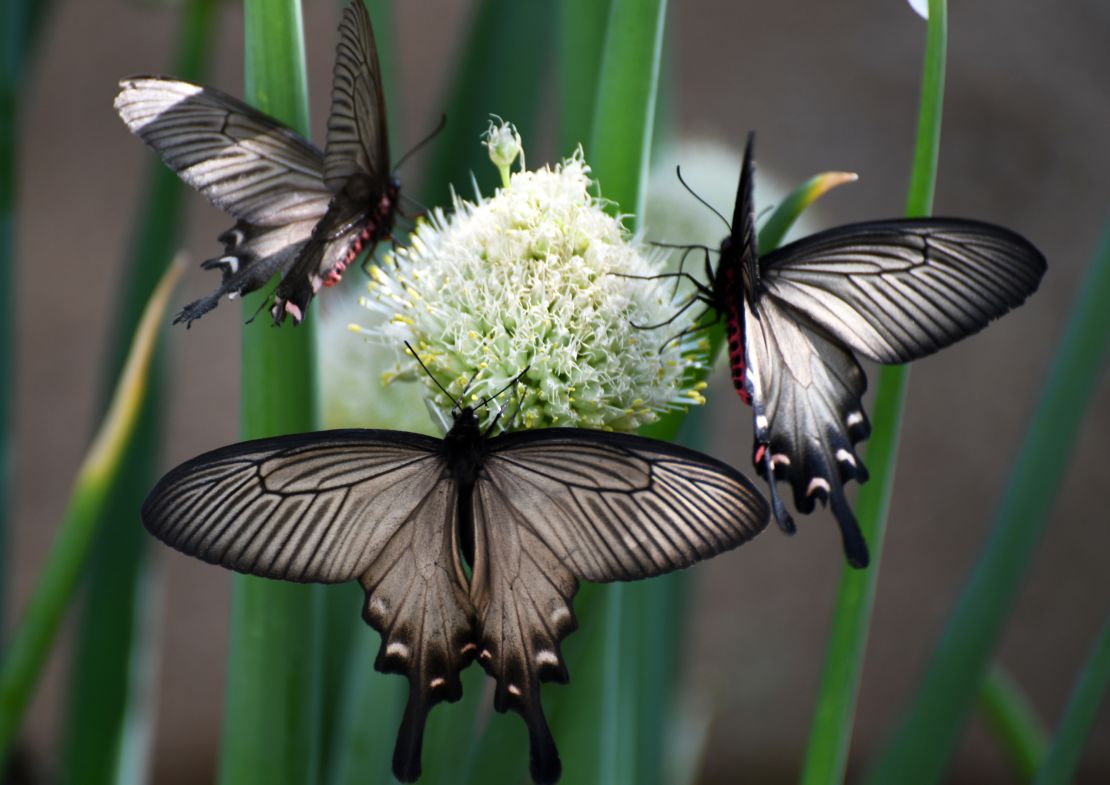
<box><xmin>82</xmin><ymin>254</ymin><xmax>186</xmax><ymax>483</ymax></box>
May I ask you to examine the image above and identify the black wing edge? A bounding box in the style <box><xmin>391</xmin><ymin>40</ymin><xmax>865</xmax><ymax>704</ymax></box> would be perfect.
<box><xmin>733</xmin><ymin>132</ymin><xmax>761</xmax><ymax>294</ymax></box>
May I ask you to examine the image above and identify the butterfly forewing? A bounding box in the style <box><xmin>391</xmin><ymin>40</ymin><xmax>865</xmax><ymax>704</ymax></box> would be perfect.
<box><xmin>115</xmin><ymin>78</ymin><xmax>330</xmax><ymax>225</ymax></box>
<box><xmin>759</xmin><ymin>219</ymin><xmax>1047</xmax><ymax>364</ymax></box>
<box><xmin>324</xmin><ymin>0</ymin><xmax>390</xmax><ymax>190</ymax></box>
<box><xmin>271</xmin><ymin>1</ymin><xmax>398</xmax><ymax>324</ymax></box>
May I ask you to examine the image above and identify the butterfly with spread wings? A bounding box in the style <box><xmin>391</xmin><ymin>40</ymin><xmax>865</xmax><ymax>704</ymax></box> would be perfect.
<box><xmin>141</xmin><ymin>401</ymin><xmax>769</xmax><ymax>784</ymax></box>
<box><xmin>114</xmin><ymin>1</ymin><xmax>396</xmax><ymax>326</ymax></box>
<box><xmin>666</xmin><ymin>134</ymin><xmax>1045</xmax><ymax>568</ymax></box>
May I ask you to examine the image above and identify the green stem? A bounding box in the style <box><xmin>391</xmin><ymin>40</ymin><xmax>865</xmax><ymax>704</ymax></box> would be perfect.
<box><xmin>799</xmin><ymin>2</ymin><xmax>946</xmax><ymax>783</ymax></box>
<box><xmin>218</xmin><ymin>1</ymin><xmax>320</xmax><ymax>784</ymax></box>
<box><xmin>558</xmin><ymin>0</ymin><xmax>611</xmax><ymax>155</ymax></box>
<box><xmin>587</xmin><ymin>2</ymin><xmax>667</xmax><ymax>783</ymax></box>
<box><xmin>978</xmin><ymin>665</ymin><xmax>1050</xmax><ymax>782</ymax></box>
<box><xmin>863</xmin><ymin>220</ymin><xmax>1110</xmax><ymax>784</ymax></box>
<box><xmin>1033</xmin><ymin>613</ymin><xmax>1110</xmax><ymax>785</ymax></box>
<box><xmin>0</xmin><ymin>263</ymin><xmax>183</xmax><ymax>767</ymax></box>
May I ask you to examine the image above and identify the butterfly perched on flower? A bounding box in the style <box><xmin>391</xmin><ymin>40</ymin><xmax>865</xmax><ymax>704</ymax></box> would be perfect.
<box><xmin>115</xmin><ymin>1</ymin><xmax>397</xmax><ymax>326</ymax></box>
<box><xmin>668</xmin><ymin>135</ymin><xmax>1045</xmax><ymax>567</ymax></box>
<box><xmin>141</xmin><ymin>368</ymin><xmax>769</xmax><ymax>783</ymax></box>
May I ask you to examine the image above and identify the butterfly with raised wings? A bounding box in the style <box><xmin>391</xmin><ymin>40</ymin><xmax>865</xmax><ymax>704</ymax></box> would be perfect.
<box><xmin>141</xmin><ymin>397</ymin><xmax>769</xmax><ymax>784</ymax></box>
<box><xmin>114</xmin><ymin>1</ymin><xmax>396</xmax><ymax>326</ymax></box>
<box><xmin>667</xmin><ymin>134</ymin><xmax>1045</xmax><ymax>568</ymax></box>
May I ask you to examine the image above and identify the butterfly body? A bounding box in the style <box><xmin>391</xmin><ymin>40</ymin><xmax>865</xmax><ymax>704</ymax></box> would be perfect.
<box><xmin>272</xmin><ymin>174</ymin><xmax>400</xmax><ymax>323</ymax></box>
<box><xmin>142</xmin><ymin>411</ymin><xmax>768</xmax><ymax>783</ymax></box>
<box><xmin>692</xmin><ymin>134</ymin><xmax>1045</xmax><ymax>567</ymax></box>
<box><xmin>115</xmin><ymin>1</ymin><xmax>396</xmax><ymax>327</ymax></box>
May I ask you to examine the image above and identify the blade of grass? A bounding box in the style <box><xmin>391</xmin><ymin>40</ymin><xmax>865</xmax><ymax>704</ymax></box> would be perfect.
<box><xmin>218</xmin><ymin>2</ymin><xmax>321</xmax><ymax>784</ymax></box>
<box><xmin>418</xmin><ymin>0</ymin><xmax>555</xmax><ymax>208</ymax></box>
<box><xmin>557</xmin><ymin>0</ymin><xmax>611</xmax><ymax>155</ymax></box>
<box><xmin>863</xmin><ymin>218</ymin><xmax>1110</xmax><ymax>784</ymax></box>
<box><xmin>0</xmin><ymin>260</ymin><xmax>184</xmax><ymax>766</ymax></box>
<box><xmin>799</xmin><ymin>2</ymin><xmax>946</xmax><ymax>782</ymax></box>
<box><xmin>586</xmin><ymin>3</ymin><xmax>667</xmax><ymax>783</ymax></box>
<box><xmin>978</xmin><ymin>665</ymin><xmax>1050</xmax><ymax>782</ymax></box>
<box><xmin>1033</xmin><ymin>612</ymin><xmax>1110</xmax><ymax>785</ymax></box>
<box><xmin>59</xmin><ymin>3</ymin><xmax>219</xmax><ymax>783</ymax></box>
<box><xmin>315</xmin><ymin>3</ymin><xmax>400</xmax><ymax>779</ymax></box>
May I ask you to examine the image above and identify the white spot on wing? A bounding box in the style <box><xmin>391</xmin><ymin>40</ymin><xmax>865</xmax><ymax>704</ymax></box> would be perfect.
<box><xmin>755</xmin><ymin>415</ymin><xmax>769</xmax><ymax>431</ymax></box>
<box><xmin>369</xmin><ymin>597</ymin><xmax>389</xmax><ymax>617</ymax></box>
<box><xmin>430</xmin><ymin>678</ymin><xmax>446</xmax><ymax>689</ymax></box>
<box><xmin>507</xmin><ymin>684</ymin><xmax>522</xmax><ymax>696</ymax></box>
<box><xmin>386</xmin><ymin>642</ymin><xmax>409</xmax><ymax>659</ymax></box>
<box><xmin>846</xmin><ymin>412</ymin><xmax>864</xmax><ymax>427</ymax></box>
<box><xmin>806</xmin><ymin>477</ymin><xmax>831</xmax><ymax>497</ymax></box>
<box><xmin>835</xmin><ymin>449</ymin><xmax>856</xmax><ymax>467</ymax></box>
<box><xmin>551</xmin><ymin>608</ymin><xmax>571</xmax><ymax>626</ymax></box>
<box><xmin>771</xmin><ymin>454</ymin><xmax>791</xmax><ymax>468</ymax></box>
<box><xmin>537</xmin><ymin>650</ymin><xmax>559</xmax><ymax>667</ymax></box>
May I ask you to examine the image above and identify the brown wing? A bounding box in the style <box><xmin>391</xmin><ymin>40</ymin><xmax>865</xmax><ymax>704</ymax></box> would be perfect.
<box><xmin>141</xmin><ymin>429</ymin><xmax>477</xmax><ymax>784</ymax></box>
<box><xmin>468</xmin><ymin>430</ymin><xmax>769</xmax><ymax>784</ymax></box>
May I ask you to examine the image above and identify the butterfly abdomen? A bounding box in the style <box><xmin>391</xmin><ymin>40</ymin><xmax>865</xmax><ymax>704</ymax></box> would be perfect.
<box><xmin>721</xmin><ymin>262</ymin><xmax>752</xmax><ymax>405</ymax></box>
<box><xmin>323</xmin><ymin>178</ymin><xmax>400</xmax><ymax>288</ymax></box>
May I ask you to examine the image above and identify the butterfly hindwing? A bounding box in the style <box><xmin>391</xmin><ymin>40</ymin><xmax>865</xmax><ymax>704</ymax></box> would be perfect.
<box><xmin>742</xmin><ymin>296</ymin><xmax>872</xmax><ymax>567</ymax></box>
<box><xmin>759</xmin><ymin>218</ymin><xmax>1047</xmax><ymax>364</ymax></box>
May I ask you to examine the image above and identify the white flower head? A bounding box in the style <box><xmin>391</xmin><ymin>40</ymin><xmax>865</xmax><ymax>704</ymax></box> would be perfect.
<box><xmin>356</xmin><ymin>127</ymin><xmax>705</xmax><ymax>435</ymax></box>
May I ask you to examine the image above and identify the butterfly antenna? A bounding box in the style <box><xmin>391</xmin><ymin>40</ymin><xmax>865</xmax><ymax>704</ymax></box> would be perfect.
<box><xmin>676</xmin><ymin>166</ymin><xmax>732</xmax><ymax>232</ymax></box>
<box><xmin>404</xmin><ymin>341</ymin><xmax>460</xmax><ymax>409</ymax></box>
<box><xmin>480</xmin><ymin>366</ymin><xmax>531</xmax><ymax>435</ymax></box>
<box><xmin>478</xmin><ymin>365</ymin><xmax>531</xmax><ymax>410</ymax></box>
<box><xmin>393</xmin><ymin>114</ymin><xmax>447</xmax><ymax>172</ymax></box>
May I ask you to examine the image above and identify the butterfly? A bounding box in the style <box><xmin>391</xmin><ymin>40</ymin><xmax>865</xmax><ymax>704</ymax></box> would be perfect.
<box><xmin>140</xmin><ymin>399</ymin><xmax>770</xmax><ymax>783</ymax></box>
<box><xmin>669</xmin><ymin>134</ymin><xmax>1046</xmax><ymax>568</ymax></box>
<box><xmin>114</xmin><ymin>1</ymin><xmax>396</xmax><ymax>326</ymax></box>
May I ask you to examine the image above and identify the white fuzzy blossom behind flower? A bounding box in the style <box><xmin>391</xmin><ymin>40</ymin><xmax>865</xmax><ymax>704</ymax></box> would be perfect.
<box><xmin>354</xmin><ymin>121</ymin><xmax>705</xmax><ymax>434</ymax></box>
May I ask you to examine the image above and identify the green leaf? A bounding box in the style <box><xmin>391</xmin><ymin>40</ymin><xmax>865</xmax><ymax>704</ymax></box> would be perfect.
<box><xmin>863</xmin><ymin>216</ymin><xmax>1110</xmax><ymax>785</ymax></box>
<box><xmin>218</xmin><ymin>1</ymin><xmax>321</xmax><ymax>784</ymax></box>
<box><xmin>799</xmin><ymin>2</ymin><xmax>947</xmax><ymax>782</ymax></box>
<box><xmin>558</xmin><ymin>0</ymin><xmax>611</xmax><ymax>155</ymax></box>
<box><xmin>978</xmin><ymin>665</ymin><xmax>1050</xmax><ymax>782</ymax></box>
<box><xmin>418</xmin><ymin>0</ymin><xmax>555</xmax><ymax>208</ymax></box>
<box><xmin>583</xmin><ymin>3</ymin><xmax>668</xmax><ymax>784</ymax></box>
<box><xmin>1033</xmin><ymin>612</ymin><xmax>1110</xmax><ymax>785</ymax></box>
<box><xmin>0</xmin><ymin>260</ymin><xmax>184</xmax><ymax>767</ymax></box>
<box><xmin>59</xmin><ymin>3</ymin><xmax>219</xmax><ymax>783</ymax></box>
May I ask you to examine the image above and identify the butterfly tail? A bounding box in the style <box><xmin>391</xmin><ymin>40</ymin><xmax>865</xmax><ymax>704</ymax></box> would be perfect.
<box><xmin>521</xmin><ymin>692</ymin><xmax>561</xmax><ymax>785</ymax></box>
<box><xmin>391</xmin><ymin>691</ymin><xmax>429</xmax><ymax>783</ymax></box>
<box><xmin>829</xmin><ymin>489</ymin><xmax>870</xmax><ymax>568</ymax></box>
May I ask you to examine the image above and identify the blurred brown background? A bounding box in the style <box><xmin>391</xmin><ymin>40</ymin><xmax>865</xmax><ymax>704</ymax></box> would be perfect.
<box><xmin>9</xmin><ymin>0</ymin><xmax>1110</xmax><ymax>783</ymax></box>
